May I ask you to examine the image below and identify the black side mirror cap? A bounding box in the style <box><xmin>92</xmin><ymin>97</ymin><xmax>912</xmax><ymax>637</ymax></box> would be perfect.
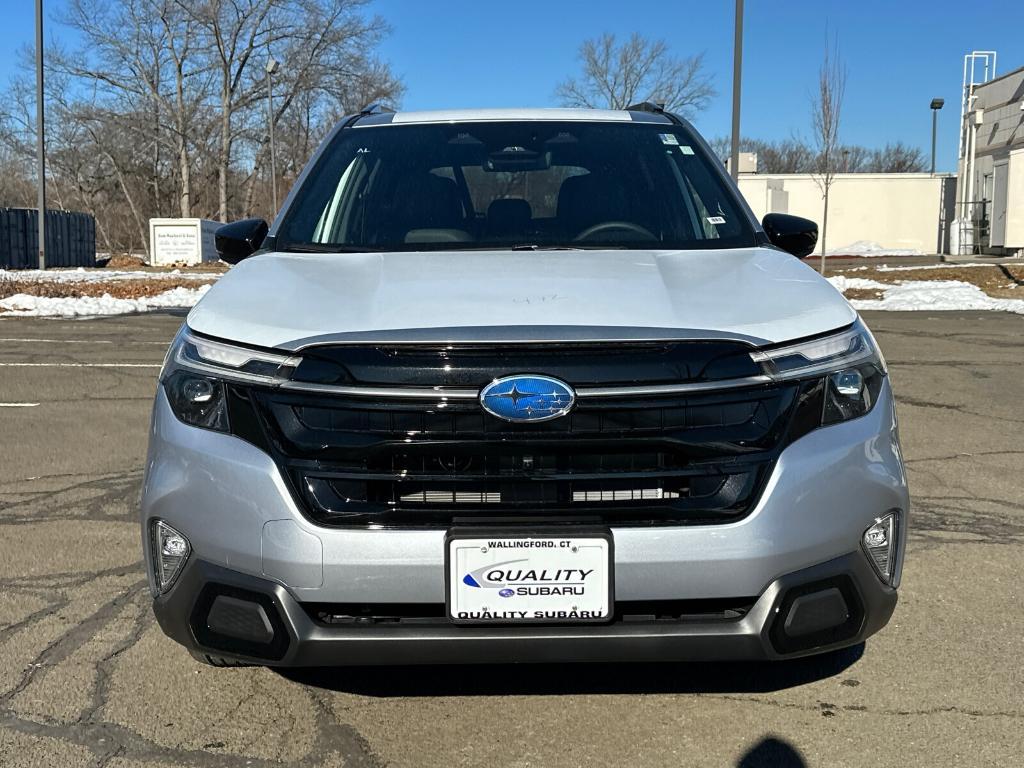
<box><xmin>761</xmin><ymin>213</ymin><xmax>818</xmax><ymax>258</ymax></box>
<box><xmin>215</xmin><ymin>218</ymin><xmax>269</xmax><ymax>264</ymax></box>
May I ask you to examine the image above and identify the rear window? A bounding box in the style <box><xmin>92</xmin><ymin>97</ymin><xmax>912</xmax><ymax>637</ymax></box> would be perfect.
<box><xmin>278</xmin><ymin>120</ymin><xmax>755</xmax><ymax>252</ymax></box>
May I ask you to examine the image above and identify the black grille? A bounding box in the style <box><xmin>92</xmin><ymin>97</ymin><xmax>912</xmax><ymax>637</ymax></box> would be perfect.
<box><xmin>304</xmin><ymin>597</ymin><xmax>756</xmax><ymax>626</ymax></box>
<box><xmin>288</xmin><ymin>339</ymin><xmax>763</xmax><ymax>388</ymax></box>
<box><xmin>229</xmin><ymin>340</ymin><xmax>801</xmax><ymax>528</ymax></box>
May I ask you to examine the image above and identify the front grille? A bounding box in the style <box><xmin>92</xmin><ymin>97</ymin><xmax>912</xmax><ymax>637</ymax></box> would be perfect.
<box><xmin>304</xmin><ymin>598</ymin><xmax>756</xmax><ymax>626</ymax></box>
<box><xmin>233</xmin><ymin>358</ymin><xmax>799</xmax><ymax>528</ymax></box>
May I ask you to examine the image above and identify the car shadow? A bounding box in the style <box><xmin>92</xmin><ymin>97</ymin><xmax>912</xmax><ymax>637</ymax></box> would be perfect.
<box><xmin>738</xmin><ymin>737</ymin><xmax>807</xmax><ymax>767</ymax></box>
<box><xmin>277</xmin><ymin>642</ymin><xmax>863</xmax><ymax>698</ymax></box>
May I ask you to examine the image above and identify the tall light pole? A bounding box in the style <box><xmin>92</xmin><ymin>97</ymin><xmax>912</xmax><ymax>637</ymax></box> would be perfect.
<box><xmin>729</xmin><ymin>0</ymin><xmax>744</xmax><ymax>181</ymax></box>
<box><xmin>35</xmin><ymin>0</ymin><xmax>46</xmax><ymax>269</ymax></box>
<box><xmin>930</xmin><ymin>98</ymin><xmax>944</xmax><ymax>175</ymax></box>
<box><xmin>265</xmin><ymin>56</ymin><xmax>280</xmax><ymax>214</ymax></box>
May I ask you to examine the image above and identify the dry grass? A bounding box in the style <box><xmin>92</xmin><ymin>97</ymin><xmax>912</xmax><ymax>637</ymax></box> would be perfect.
<box><xmin>834</xmin><ymin>264</ymin><xmax>1024</xmax><ymax>300</ymax></box>
<box><xmin>102</xmin><ymin>252</ymin><xmax>230</xmax><ymax>273</ymax></box>
<box><xmin>842</xmin><ymin>287</ymin><xmax>885</xmax><ymax>301</ymax></box>
<box><xmin>0</xmin><ymin>275</ymin><xmax>215</xmax><ymax>301</ymax></box>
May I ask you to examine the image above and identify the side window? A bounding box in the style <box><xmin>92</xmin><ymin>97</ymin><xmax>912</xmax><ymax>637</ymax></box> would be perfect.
<box><xmin>684</xmin><ymin>178</ymin><xmax>720</xmax><ymax>239</ymax></box>
<box><xmin>669</xmin><ymin>152</ymin><xmax>745</xmax><ymax>242</ymax></box>
<box><xmin>312</xmin><ymin>154</ymin><xmax>374</xmax><ymax>243</ymax></box>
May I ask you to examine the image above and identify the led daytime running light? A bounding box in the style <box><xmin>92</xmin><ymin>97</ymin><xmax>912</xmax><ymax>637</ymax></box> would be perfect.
<box><xmin>165</xmin><ymin>328</ymin><xmax>301</xmax><ymax>385</ymax></box>
<box><xmin>751</xmin><ymin>322</ymin><xmax>882</xmax><ymax>381</ymax></box>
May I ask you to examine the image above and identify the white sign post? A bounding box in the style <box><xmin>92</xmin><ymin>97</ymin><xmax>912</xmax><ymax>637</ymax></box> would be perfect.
<box><xmin>148</xmin><ymin>219</ymin><xmax>221</xmax><ymax>266</ymax></box>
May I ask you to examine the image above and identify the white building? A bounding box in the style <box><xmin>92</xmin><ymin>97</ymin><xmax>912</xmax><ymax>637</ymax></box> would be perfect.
<box><xmin>738</xmin><ymin>172</ymin><xmax>955</xmax><ymax>256</ymax></box>
<box><xmin>957</xmin><ymin>60</ymin><xmax>1024</xmax><ymax>256</ymax></box>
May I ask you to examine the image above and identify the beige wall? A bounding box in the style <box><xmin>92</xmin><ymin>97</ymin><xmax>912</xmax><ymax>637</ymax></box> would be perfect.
<box><xmin>1006</xmin><ymin>148</ymin><xmax>1024</xmax><ymax>249</ymax></box>
<box><xmin>737</xmin><ymin>173</ymin><xmax>954</xmax><ymax>255</ymax></box>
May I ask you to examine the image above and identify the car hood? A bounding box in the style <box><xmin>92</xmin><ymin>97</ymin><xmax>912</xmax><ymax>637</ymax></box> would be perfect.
<box><xmin>187</xmin><ymin>247</ymin><xmax>856</xmax><ymax>351</ymax></box>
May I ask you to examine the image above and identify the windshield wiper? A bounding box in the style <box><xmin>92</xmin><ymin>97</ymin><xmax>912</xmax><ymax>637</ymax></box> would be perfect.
<box><xmin>279</xmin><ymin>242</ymin><xmax>379</xmax><ymax>253</ymax></box>
<box><xmin>510</xmin><ymin>244</ymin><xmax>621</xmax><ymax>251</ymax></box>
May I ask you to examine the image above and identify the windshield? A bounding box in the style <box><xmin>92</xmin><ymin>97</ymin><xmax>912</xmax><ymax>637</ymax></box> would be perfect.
<box><xmin>277</xmin><ymin>120</ymin><xmax>756</xmax><ymax>252</ymax></box>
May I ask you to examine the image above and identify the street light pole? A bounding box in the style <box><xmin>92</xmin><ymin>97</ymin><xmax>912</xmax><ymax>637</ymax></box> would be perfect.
<box><xmin>35</xmin><ymin>0</ymin><xmax>46</xmax><ymax>270</ymax></box>
<box><xmin>729</xmin><ymin>0</ymin><xmax>743</xmax><ymax>181</ymax></box>
<box><xmin>265</xmin><ymin>56</ymin><xmax>280</xmax><ymax>214</ymax></box>
<box><xmin>930</xmin><ymin>98</ymin><xmax>944</xmax><ymax>175</ymax></box>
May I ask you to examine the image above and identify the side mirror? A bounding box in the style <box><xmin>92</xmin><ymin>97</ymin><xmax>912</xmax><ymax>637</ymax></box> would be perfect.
<box><xmin>215</xmin><ymin>218</ymin><xmax>268</xmax><ymax>264</ymax></box>
<box><xmin>762</xmin><ymin>213</ymin><xmax>818</xmax><ymax>258</ymax></box>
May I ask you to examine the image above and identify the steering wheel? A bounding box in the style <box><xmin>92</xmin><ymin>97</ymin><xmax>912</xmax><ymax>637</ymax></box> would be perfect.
<box><xmin>573</xmin><ymin>220</ymin><xmax>657</xmax><ymax>242</ymax></box>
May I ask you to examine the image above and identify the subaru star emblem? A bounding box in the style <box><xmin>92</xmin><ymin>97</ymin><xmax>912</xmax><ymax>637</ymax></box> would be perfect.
<box><xmin>480</xmin><ymin>375</ymin><xmax>576</xmax><ymax>423</ymax></box>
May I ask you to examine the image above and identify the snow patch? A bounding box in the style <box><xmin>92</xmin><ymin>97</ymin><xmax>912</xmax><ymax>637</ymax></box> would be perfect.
<box><xmin>825</xmin><ymin>240</ymin><xmax>922</xmax><ymax>257</ymax></box>
<box><xmin>873</xmin><ymin>262</ymin><xmax>991</xmax><ymax>272</ymax></box>
<box><xmin>0</xmin><ymin>285</ymin><xmax>211</xmax><ymax>317</ymax></box>
<box><xmin>827</xmin><ymin>275</ymin><xmax>887</xmax><ymax>292</ymax></box>
<box><xmin>829</xmin><ymin>278</ymin><xmax>1024</xmax><ymax>314</ymax></box>
<box><xmin>0</xmin><ymin>268</ymin><xmax>216</xmax><ymax>283</ymax></box>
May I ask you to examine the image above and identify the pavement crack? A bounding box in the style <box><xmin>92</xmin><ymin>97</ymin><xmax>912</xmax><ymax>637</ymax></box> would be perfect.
<box><xmin>306</xmin><ymin>689</ymin><xmax>385</xmax><ymax>768</ymax></box>
<box><xmin>897</xmin><ymin>395</ymin><xmax>1024</xmax><ymax>424</ymax></box>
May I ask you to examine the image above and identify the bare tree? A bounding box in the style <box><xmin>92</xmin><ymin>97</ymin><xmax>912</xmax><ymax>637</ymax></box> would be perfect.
<box><xmin>711</xmin><ymin>136</ymin><xmax>927</xmax><ymax>177</ymax></box>
<box><xmin>0</xmin><ymin>0</ymin><xmax>401</xmax><ymax>255</ymax></box>
<box><xmin>809</xmin><ymin>34</ymin><xmax>846</xmax><ymax>274</ymax></box>
<box><xmin>185</xmin><ymin>0</ymin><xmax>402</xmax><ymax>222</ymax></box>
<box><xmin>865</xmin><ymin>142</ymin><xmax>927</xmax><ymax>173</ymax></box>
<box><xmin>711</xmin><ymin>136</ymin><xmax>817</xmax><ymax>173</ymax></box>
<box><xmin>53</xmin><ymin>0</ymin><xmax>209</xmax><ymax>218</ymax></box>
<box><xmin>838</xmin><ymin>144</ymin><xmax>870</xmax><ymax>173</ymax></box>
<box><xmin>555</xmin><ymin>33</ymin><xmax>714</xmax><ymax>117</ymax></box>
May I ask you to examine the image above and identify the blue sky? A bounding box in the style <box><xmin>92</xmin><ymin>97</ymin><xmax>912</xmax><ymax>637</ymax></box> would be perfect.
<box><xmin>6</xmin><ymin>0</ymin><xmax>1024</xmax><ymax>172</ymax></box>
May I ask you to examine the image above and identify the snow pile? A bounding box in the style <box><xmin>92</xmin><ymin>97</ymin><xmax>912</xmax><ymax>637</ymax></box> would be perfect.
<box><xmin>827</xmin><ymin>275</ymin><xmax>887</xmax><ymax>292</ymax></box>
<box><xmin>0</xmin><ymin>267</ymin><xmax>217</xmax><ymax>283</ymax></box>
<box><xmin>825</xmin><ymin>241</ymin><xmax>922</xmax><ymax>257</ymax></box>
<box><xmin>0</xmin><ymin>285</ymin><xmax>211</xmax><ymax>317</ymax></box>
<box><xmin>829</xmin><ymin>277</ymin><xmax>1024</xmax><ymax>315</ymax></box>
<box><xmin>873</xmin><ymin>262</ymin><xmax>990</xmax><ymax>273</ymax></box>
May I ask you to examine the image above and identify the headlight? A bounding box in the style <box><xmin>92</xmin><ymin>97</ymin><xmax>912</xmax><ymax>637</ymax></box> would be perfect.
<box><xmin>160</xmin><ymin>327</ymin><xmax>300</xmax><ymax>432</ymax></box>
<box><xmin>751</xmin><ymin>320</ymin><xmax>887</xmax><ymax>432</ymax></box>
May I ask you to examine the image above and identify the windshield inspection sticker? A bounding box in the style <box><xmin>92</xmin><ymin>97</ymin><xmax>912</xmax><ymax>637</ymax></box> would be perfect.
<box><xmin>659</xmin><ymin>133</ymin><xmax>679</xmax><ymax>145</ymax></box>
<box><xmin>707</xmin><ymin>216</ymin><xmax>727</xmax><ymax>225</ymax></box>
<box><xmin>679</xmin><ymin>145</ymin><xmax>695</xmax><ymax>155</ymax></box>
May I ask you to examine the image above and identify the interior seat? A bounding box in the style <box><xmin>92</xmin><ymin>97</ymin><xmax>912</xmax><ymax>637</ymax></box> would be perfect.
<box><xmin>386</xmin><ymin>172</ymin><xmax>468</xmax><ymax>243</ymax></box>
<box><xmin>556</xmin><ymin>172</ymin><xmax>632</xmax><ymax>236</ymax></box>
<box><xmin>485</xmin><ymin>198</ymin><xmax>532</xmax><ymax>240</ymax></box>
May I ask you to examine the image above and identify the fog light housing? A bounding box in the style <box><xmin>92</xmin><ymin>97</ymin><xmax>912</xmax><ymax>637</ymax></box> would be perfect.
<box><xmin>150</xmin><ymin>520</ymin><xmax>191</xmax><ymax>596</ymax></box>
<box><xmin>862</xmin><ymin>512</ymin><xmax>899</xmax><ymax>586</ymax></box>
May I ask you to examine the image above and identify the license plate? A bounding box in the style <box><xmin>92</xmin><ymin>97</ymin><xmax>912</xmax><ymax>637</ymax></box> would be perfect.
<box><xmin>446</xmin><ymin>530</ymin><xmax>613</xmax><ymax>624</ymax></box>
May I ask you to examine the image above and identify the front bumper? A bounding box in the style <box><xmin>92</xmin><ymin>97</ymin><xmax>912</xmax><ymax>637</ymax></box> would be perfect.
<box><xmin>142</xmin><ymin>378</ymin><xmax>908</xmax><ymax>664</ymax></box>
<box><xmin>153</xmin><ymin>551</ymin><xmax>896</xmax><ymax>665</ymax></box>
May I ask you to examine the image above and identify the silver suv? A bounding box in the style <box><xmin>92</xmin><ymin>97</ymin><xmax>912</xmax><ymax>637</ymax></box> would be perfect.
<box><xmin>142</xmin><ymin>105</ymin><xmax>907</xmax><ymax>666</ymax></box>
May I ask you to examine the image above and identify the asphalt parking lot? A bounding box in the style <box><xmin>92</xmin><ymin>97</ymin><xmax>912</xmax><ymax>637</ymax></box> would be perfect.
<box><xmin>1</xmin><ymin>310</ymin><xmax>1022</xmax><ymax>767</ymax></box>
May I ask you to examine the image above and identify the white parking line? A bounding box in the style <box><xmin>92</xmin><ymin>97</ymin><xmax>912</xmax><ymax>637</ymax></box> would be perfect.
<box><xmin>0</xmin><ymin>402</ymin><xmax>40</xmax><ymax>407</ymax></box>
<box><xmin>0</xmin><ymin>363</ymin><xmax>162</xmax><ymax>368</ymax></box>
<box><xmin>0</xmin><ymin>338</ymin><xmax>168</xmax><ymax>345</ymax></box>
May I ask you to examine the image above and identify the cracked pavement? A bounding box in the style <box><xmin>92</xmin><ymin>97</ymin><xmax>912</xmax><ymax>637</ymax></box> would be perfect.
<box><xmin>0</xmin><ymin>310</ymin><xmax>1022</xmax><ymax>767</ymax></box>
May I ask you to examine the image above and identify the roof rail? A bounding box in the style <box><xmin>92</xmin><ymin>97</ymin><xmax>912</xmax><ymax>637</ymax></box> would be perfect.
<box><xmin>341</xmin><ymin>103</ymin><xmax>396</xmax><ymax>129</ymax></box>
<box><xmin>358</xmin><ymin>103</ymin><xmax>396</xmax><ymax>116</ymax></box>
<box><xmin>624</xmin><ymin>101</ymin><xmax>682</xmax><ymax>125</ymax></box>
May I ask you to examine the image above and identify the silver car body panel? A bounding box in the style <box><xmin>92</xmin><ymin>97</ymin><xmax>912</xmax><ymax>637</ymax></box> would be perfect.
<box><xmin>145</xmin><ymin>108</ymin><xmax>906</xmax><ymax>663</ymax></box>
<box><xmin>390</xmin><ymin>107</ymin><xmax>638</xmax><ymax>124</ymax></box>
<box><xmin>186</xmin><ymin>247</ymin><xmax>856</xmax><ymax>351</ymax></box>
<box><xmin>141</xmin><ymin>379</ymin><xmax>907</xmax><ymax>604</ymax></box>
